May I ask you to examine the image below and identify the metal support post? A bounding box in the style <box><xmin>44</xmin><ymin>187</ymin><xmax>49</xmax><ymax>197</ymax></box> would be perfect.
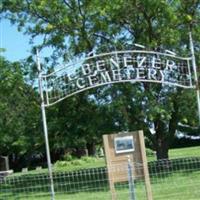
<box><xmin>36</xmin><ymin>49</ymin><xmax>55</xmax><ymax>200</ymax></box>
<box><xmin>189</xmin><ymin>32</ymin><xmax>200</xmax><ymax>125</ymax></box>
<box><xmin>127</xmin><ymin>156</ymin><xmax>136</xmax><ymax>200</ymax></box>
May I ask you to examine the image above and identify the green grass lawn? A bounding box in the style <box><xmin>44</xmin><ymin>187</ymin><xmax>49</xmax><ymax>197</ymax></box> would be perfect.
<box><xmin>1</xmin><ymin>146</ymin><xmax>200</xmax><ymax>200</ymax></box>
<box><xmin>9</xmin><ymin>146</ymin><xmax>200</xmax><ymax>176</ymax></box>
<box><xmin>147</xmin><ymin>146</ymin><xmax>200</xmax><ymax>161</ymax></box>
<box><xmin>2</xmin><ymin>170</ymin><xmax>200</xmax><ymax>200</ymax></box>
<box><xmin>10</xmin><ymin>157</ymin><xmax>106</xmax><ymax>177</ymax></box>
<box><xmin>169</xmin><ymin>146</ymin><xmax>200</xmax><ymax>158</ymax></box>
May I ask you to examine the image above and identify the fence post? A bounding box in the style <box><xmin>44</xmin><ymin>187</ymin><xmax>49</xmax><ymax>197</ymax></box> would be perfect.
<box><xmin>36</xmin><ymin>49</ymin><xmax>55</xmax><ymax>200</ymax></box>
<box><xmin>103</xmin><ymin>135</ymin><xmax>117</xmax><ymax>200</ymax></box>
<box><xmin>127</xmin><ymin>156</ymin><xmax>136</xmax><ymax>200</ymax></box>
<box><xmin>189</xmin><ymin>31</ymin><xmax>200</xmax><ymax>125</ymax></box>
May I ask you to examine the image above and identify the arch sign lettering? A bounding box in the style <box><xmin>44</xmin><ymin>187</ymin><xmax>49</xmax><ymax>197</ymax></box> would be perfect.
<box><xmin>42</xmin><ymin>50</ymin><xmax>195</xmax><ymax>107</ymax></box>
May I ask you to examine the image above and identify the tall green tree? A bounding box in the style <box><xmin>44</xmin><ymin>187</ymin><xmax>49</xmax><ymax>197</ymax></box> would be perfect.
<box><xmin>1</xmin><ymin>0</ymin><xmax>200</xmax><ymax>160</ymax></box>
<box><xmin>0</xmin><ymin>54</ymin><xmax>43</xmax><ymax>169</ymax></box>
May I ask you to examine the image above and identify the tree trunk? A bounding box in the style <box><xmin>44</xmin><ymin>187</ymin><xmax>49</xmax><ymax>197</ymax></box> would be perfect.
<box><xmin>73</xmin><ymin>148</ymin><xmax>87</xmax><ymax>158</ymax></box>
<box><xmin>153</xmin><ymin>95</ymin><xmax>179</xmax><ymax>161</ymax></box>
<box><xmin>154</xmin><ymin>120</ymin><xmax>169</xmax><ymax>160</ymax></box>
<box><xmin>86</xmin><ymin>142</ymin><xmax>96</xmax><ymax>156</ymax></box>
<box><xmin>156</xmin><ymin>138</ymin><xmax>169</xmax><ymax>160</ymax></box>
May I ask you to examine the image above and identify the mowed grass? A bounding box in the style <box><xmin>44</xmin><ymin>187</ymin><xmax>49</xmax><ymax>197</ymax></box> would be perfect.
<box><xmin>10</xmin><ymin>146</ymin><xmax>200</xmax><ymax>176</ymax></box>
<box><xmin>13</xmin><ymin>146</ymin><xmax>200</xmax><ymax>176</ymax></box>
<box><xmin>147</xmin><ymin>146</ymin><xmax>200</xmax><ymax>161</ymax></box>
<box><xmin>169</xmin><ymin>146</ymin><xmax>200</xmax><ymax>158</ymax></box>
<box><xmin>11</xmin><ymin>157</ymin><xmax>106</xmax><ymax>177</ymax></box>
<box><xmin>2</xmin><ymin>170</ymin><xmax>200</xmax><ymax>200</ymax></box>
<box><xmin>1</xmin><ymin>146</ymin><xmax>200</xmax><ymax>200</ymax></box>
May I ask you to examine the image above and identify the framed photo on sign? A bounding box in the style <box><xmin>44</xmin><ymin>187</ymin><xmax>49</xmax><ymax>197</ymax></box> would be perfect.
<box><xmin>114</xmin><ymin>136</ymin><xmax>134</xmax><ymax>154</ymax></box>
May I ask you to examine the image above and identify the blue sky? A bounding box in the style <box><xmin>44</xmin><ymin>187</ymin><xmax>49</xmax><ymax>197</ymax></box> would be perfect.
<box><xmin>0</xmin><ymin>19</ymin><xmax>53</xmax><ymax>62</ymax></box>
<box><xmin>0</xmin><ymin>19</ymin><xmax>31</xmax><ymax>61</ymax></box>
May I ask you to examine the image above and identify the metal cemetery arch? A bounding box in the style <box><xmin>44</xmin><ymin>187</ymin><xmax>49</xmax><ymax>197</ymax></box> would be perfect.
<box><xmin>42</xmin><ymin>50</ymin><xmax>194</xmax><ymax>107</ymax></box>
<box><xmin>36</xmin><ymin>32</ymin><xmax>199</xmax><ymax>200</ymax></box>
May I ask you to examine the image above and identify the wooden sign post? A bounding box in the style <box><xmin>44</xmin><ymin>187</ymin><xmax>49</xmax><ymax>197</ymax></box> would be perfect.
<box><xmin>103</xmin><ymin>130</ymin><xmax>153</xmax><ymax>200</ymax></box>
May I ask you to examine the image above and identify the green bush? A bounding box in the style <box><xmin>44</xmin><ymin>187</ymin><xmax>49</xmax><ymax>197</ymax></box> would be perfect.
<box><xmin>146</xmin><ymin>148</ymin><xmax>155</xmax><ymax>156</ymax></box>
<box><xmin>54</xmin><ymin>161</ymin><xmax>71</xmax><ymax>168</ymax></box>
<box><xmin>63</xmin><ymin>154</ymin><xmax>74</xmax><ymax>161</ymax></box>
<box><xmin>71</xmin><ymin>159</ymin><xmax>84</xmax><ymax>166</ymax></box>
<box><xmin>81</xmin><ymin>156</ymin><xmax>97</xmax><ymax>163</ymax></box>
<box><xmin>54</xmin><ymin>156</ymin><xmax>100</xmax><ymax>168</ymax></box>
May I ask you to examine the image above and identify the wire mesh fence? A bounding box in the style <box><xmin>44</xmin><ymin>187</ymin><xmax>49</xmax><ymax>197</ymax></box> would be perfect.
<box><xmin>0</xmin><ymin>157</ymin><xmax>200</xmax><ymax>200</ymax></box>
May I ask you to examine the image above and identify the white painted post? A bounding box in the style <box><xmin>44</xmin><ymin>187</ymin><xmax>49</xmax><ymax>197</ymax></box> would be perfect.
<box><xmin>36</xmin><ymin>49</ymin><xmax>55</xmax><ymax>200</ymax></box>
<box><xmin>189</xmin><ymin>32</ymin><xmax>200</xmax><ymax>125</ymax></box>
<box><xmin>127</xmin><ymin>156</ymin><xmax>136</xmax><ymax>200</ymax></box>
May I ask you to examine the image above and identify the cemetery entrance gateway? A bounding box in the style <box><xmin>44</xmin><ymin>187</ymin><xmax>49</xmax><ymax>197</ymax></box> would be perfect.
<box><xmin>36</xmin><ymin>32</ymin><xmax>199</xmax><ymax>200</ymax></box>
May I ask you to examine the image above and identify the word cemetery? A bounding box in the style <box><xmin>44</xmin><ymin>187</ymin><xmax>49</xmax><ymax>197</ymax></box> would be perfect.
<box><xmin>42</xmin><ymin>51</ymin><xmax>194</xmax><ymax>106</ymax></box>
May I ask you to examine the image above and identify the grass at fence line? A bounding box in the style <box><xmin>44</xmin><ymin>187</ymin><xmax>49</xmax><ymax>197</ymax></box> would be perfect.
<box><xmin>1</xmin><ymin>170</ymin><xmax>200</xmax><ymax>200</ymax></box>
<box><xmin>10</xmin><ymin>157</ymin><xmax>106</xmax><ymax>177</ymax></box>
<box><xmin>1</xmin><ymin>146</ymin><xmax>200</xmax><ymax>200</ymax></box>
<box><xmin>169</xmin><ymin>146</ymin><xmax>200</xmax><ymax>159</ymax></box>
<box><xmin>147</xmin><ymin>146</ymin><xmax>200</xmax><ymax>161</ymax></box>
<box><xmin>5</xmin><ymin>145</ymin><xmax>200</xmax><ymax>178</ymax></box>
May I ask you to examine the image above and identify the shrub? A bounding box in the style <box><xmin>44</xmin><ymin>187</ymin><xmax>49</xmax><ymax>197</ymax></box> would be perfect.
<box><xmin>54</xmin><ymin>161</ymin><xmax>71</xmax><ymax>168</ymax></box>
<box><xmin>146</xmin><ymin>148</ymin><xmax>155</xmax><ymax>156</ymax></box>
<box><xmin>63</xmin><ymin>154</ymin><xmax>74</xmax><ymax>161</ymax></box>
<box><xmin>71</xmin><ymin>159</ymin><xmax>84</xmax><ymax>166</ymax></box>
<box><xmin>81</xmin><ymin>156</ymin><xmax>96</xmax><ymax>163</ymax></box>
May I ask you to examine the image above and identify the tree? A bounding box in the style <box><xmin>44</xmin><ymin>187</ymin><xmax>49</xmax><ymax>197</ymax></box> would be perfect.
<box><xmin>0</xmin><ymin>54</ymin><xmax>43</xmax><ymax>170</ymax></box>
<box><xmin>1</xmin><ymin>0</ymin><xmax>200</xmax><ymax>160</ymax></box>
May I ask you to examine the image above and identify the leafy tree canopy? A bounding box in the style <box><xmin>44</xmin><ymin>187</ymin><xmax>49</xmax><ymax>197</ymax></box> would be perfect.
<box><xmin>1</xmin><ymin>0</ymin><xmax>200</xmax><ymax>161</ymax></box>
<box><xmin>0</xmin><ymin>54</ymin><xmax>43</xmax><ymax>169</ymax></box>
